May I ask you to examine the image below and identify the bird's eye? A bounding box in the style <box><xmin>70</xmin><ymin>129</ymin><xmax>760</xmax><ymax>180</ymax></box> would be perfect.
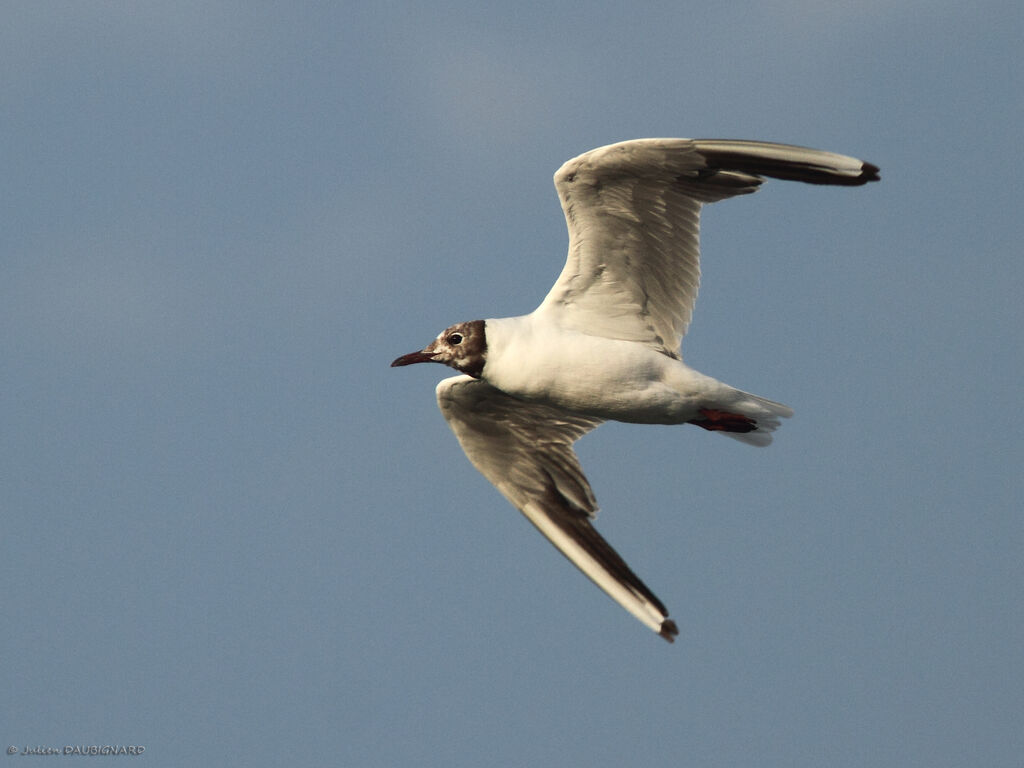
<box><xmin>447</xmin><ymin>333</ymin><xmax>464</xmax><ymax>345</ymax></box>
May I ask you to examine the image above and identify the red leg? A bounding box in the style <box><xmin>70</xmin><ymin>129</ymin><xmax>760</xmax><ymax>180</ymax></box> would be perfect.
<box><xmin>689</xmin><ymin>408</ymin><xmax>757</xmax><ymax>433</ymax></box>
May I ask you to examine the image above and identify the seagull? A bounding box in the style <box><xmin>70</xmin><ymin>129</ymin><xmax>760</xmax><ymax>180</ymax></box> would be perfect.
<box><xmin>392</xmin><ymin>138</ymin><xmax>879</xmax><ymax>642</ymax></box>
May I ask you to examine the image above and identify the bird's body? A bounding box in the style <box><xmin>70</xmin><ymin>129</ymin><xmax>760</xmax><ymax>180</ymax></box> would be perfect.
<box><xmin>393</xmin><ymin>138</ymin><xmax>879</xmax><ymax>642</ymax></box>
<box><xmin>485</xmin><ymin>315</ymin><xmax>686</xmax><ymax>422</ymax></box>
<box><xmin>483</xmin><ymin>314</ymin><xmax>788</xmax><ymax>431</ymax></box>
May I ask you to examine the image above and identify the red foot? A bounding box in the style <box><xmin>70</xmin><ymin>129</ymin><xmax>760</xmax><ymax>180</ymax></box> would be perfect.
<box><xmin>689</xmin><ymin>408</ymin><xmax>757</xmax><ymax>433</ymax></box>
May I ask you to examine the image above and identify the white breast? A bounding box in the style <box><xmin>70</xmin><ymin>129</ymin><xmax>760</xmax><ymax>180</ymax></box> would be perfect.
<box><xmin>481</xmin><ymin>315</ymin><xmax>713</xmax><ymax>423</ymax></box>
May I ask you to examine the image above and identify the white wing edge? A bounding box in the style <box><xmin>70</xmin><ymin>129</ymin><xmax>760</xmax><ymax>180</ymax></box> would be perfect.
<box><xmin>691</xmin><ymin>138</ymin><xmax>880</xmax><ymax>185</ymax></box>
<box><xmin>519</xmin><ymin>500</ymin><xmax>679</xmax><ymax>641</ymax></box>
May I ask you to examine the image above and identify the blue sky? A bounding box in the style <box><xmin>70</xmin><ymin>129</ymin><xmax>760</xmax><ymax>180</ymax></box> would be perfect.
<box><xmin>3</xmin><ymin>2</ymin><xmax>1021</xmax><ymax>766</ymax></box>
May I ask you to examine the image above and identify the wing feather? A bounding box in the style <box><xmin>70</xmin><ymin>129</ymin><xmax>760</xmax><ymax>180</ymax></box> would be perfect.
<box><xmin>436</xmin><ymin>375</ymin><xmax>678</xmax><ymax>641</ymax></box>
<box><xmin>536</xmin><ymin>138</ymin><xmax>878</xmax><ymax>356</ymax></box>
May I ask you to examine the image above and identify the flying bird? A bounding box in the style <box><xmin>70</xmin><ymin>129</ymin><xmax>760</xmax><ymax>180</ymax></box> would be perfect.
<box><xmin>392</xmin><ymin>138</ymin><xmax>879</xmax><ymax>642</ymax></box>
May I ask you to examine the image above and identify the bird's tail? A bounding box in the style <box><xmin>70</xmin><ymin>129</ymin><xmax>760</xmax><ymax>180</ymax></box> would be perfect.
<box><xmin>688</xmin><ymin>389</ymin><xmax>794</xmax><ymax>447</ymax></box>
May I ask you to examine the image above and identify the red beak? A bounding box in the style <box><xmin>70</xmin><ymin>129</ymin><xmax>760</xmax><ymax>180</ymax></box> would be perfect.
<box><xmin>390</xmin><ymin>350</ymin><xmax>437</xmax><ymax>367</ymax></box>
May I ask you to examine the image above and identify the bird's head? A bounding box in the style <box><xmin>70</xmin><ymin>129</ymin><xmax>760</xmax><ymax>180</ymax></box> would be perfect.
<box><xmin>391</xmin><ymin>320</ymin><xmax>486</xmax><ymax>378</ymax></box>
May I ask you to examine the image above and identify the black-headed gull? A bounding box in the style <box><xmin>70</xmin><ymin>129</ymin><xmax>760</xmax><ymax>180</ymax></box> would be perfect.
<box><xmin>393</xmin><ymin>138</ymin><xmax>879</xmax><ymax>642</ymax></box>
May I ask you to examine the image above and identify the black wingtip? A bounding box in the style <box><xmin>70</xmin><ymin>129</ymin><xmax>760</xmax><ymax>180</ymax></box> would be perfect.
<box><xmin>659</xmin><ymin>619</ymin><xmax>679</xmax><ymax>643</ymax></box>
<box><xmin>861</xmin><ymin>161</ymin><xmax>881</xmax><ymax>183</ymax></box>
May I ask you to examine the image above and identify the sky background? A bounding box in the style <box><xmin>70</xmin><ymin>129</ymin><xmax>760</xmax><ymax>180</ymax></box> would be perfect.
<box><xmin>3</xmin><ymin>2</ymin><xmax>1021</xmax><ymax>766</ymax></box>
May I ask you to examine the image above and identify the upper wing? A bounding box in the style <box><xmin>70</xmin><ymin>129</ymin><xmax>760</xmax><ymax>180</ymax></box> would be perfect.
<box><xmin>436</xmin><ymin>374</ymin><xmax>679</xmax><ymax>642</ymax></box>
<box><xmin>536</xmin><ymin>138</ymin><xmax>880</xmax><ymax>357</ymax></box>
